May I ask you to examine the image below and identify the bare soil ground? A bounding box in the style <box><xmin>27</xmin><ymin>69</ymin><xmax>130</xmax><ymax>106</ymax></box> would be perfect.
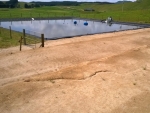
<box><xmin>0</xmin><ymin>28</ymin><xmax>150</xmax><ymax>113</ymax></box>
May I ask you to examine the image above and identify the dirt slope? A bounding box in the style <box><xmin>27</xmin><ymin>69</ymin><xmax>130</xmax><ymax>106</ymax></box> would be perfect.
<box><xmin>0</xmin><ymin>28</ymin><xmax>150</xmax><ymax>113</ymax></box>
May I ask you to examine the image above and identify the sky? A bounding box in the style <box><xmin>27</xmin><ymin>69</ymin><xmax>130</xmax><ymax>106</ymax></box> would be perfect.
<box><xmin>0</xmin><ymin>0</ymin><xmax>136</xmax><ymax>3</ymax></box>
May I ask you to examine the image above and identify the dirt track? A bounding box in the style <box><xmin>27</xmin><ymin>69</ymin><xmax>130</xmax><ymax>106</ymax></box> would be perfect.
<box><xmin>0</xmin><ymin>28</ymin><xmax>150</xmax><ymax>113</ymax></box>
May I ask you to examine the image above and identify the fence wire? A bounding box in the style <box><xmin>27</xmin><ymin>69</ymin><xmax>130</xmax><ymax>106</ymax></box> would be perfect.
<box><xmin>0</xmin><ymin>25</ymin><xmax>43</xmax><ymax>49</ymax></box>
<box><xmin>23</xmin><ymin>29</ymin><xmax>42</xmax><ymax>48</ymax></box>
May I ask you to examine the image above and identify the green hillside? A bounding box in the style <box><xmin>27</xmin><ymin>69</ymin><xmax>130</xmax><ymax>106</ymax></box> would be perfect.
<box><xmin>0</xmin><ymin>0</ymin><xmax>150</xmax><ymax>23</ymax></box>
<box><xmin>73</xmin><ymin>0</ymin><xmax>150</xmax><ymax>12</ymax></box>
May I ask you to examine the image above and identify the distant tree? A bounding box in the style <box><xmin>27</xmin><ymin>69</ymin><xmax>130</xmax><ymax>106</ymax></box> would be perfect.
<box><xmin>9</xmin><ymin>0</ymin><xmax>18</xmax><ymax>4</ymax></box>
<box><xmin>34</xmin><ymin>4</ymin><xmax>40</xmax><ymax>8</ymax></box>
<box><xmin>24</xmin><ymin>3</ymin><xmax>28</xmax><ymax>8</ymax></box>
<box><xmin>5</xmin><ymin>0</ymin><xmax>18</xmax><ymax>8</ymax></box>
<box><xmin>0</xmin><ymin>1</ymin><xmax>5</xmax><ymax>8</ymax></box>
<box><xmin>24</xmin><ymin>3</ymin><xmax>32</xmax><ymax>8</ymax></box>
<box><xmin>16</xmin><ymin>4</ymin><xmax>20</xmax><ymax>8</ymax></box>
<box><xmin>0</xmin><ymin>1</ymin><xmax>4</xmax><ymax>5</ymax></box>
<box><xmin>31</xmin><ymin>4</ymin><xmax>35</xmax><ymax>8</ymax></box>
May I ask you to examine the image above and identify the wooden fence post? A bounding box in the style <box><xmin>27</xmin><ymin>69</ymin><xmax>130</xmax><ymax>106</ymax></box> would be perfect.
<box><xmin>23</xmin><ymin>29</ymin><xmax>26</xmax><ymax>45</ymax></box>
<box><xmin>9</xmin><ymin>26</ymin><xmax>12</xmax><ymax>38</ymax></box>
<box><xmin>0</xmin><ymin>21</ymin><xmax>1</xmax><ymax>34</ymax></box>
<box><xmin>41</xmin><ymin>34</ymin><xmax>44</xmax><ymax>47</ymax></box>
<box><xmin>20</xmin><ymin>36</ymin><xmax>22</xmax><ymax>51</ymax></box>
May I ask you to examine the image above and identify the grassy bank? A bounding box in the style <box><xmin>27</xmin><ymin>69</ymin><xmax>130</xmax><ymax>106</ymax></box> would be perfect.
<box><xmin>0</xmin><ymin>5</ymin><xmax>150</xmax><ymax>23</ymax></box>
<box><xmin>0</xmin><ymin>27</ymin><xmax>41</xmax><ymax>48</ymax></box>
<box><xmin>0</xmin><ymin>27</ymin><xmax>22</xmax><ymax>48</ymax></box>
<box><xmin>0</xmin><ymin>0</ymin><xmax>150</xmax><ymax>23</ymax></box>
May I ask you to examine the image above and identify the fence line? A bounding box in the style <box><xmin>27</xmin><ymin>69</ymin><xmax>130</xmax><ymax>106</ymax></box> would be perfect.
<box><xmin>0</xmin><ymin>12</ymin><xmax>150</xmax><ymax>23</ymax></box>
<box><xmin>0</xmin><ymin>25</ymin><xmax>44</xmax><ymax>49</ymax></box>
<box><xmin>22</xmin><ymin>29</ymin><xmax>44</xmax><ymax>49</ymax></box>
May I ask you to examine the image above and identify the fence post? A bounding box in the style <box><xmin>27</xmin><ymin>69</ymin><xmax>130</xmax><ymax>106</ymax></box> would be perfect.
<box><xmin>20</xmin><ymin>36</ymin><xmax>22</xmax><ymax>51</ymax></box>
<box><xmin>9</xmin><ymin>26</ymin><xmax>12</xmax><ymax>38</ymax></box>
<box><xmin>23</xmin><ymin>29</ymin><xmax>26</xmax><ymax>45</ymax></box>
<box><xmin>41</xmin><ymin>34</ymin><xmax>44</xmax><ymax>47</ymax></box>
<box><xmin>0</xmin><ymin>21</ymin><xmax>1</xmax><ymax>34</ymax></box>
<box><xmin>21</xmin><ymin>13</ymin><xmax>22</xmax><ymax>18</ymax></box>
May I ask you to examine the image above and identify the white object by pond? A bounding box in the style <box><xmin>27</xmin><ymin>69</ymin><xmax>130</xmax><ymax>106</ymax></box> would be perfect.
<box><xmin>105</xmin><ymin>17</ymin><xmax>112</xmax><ymax>23</ymax></box>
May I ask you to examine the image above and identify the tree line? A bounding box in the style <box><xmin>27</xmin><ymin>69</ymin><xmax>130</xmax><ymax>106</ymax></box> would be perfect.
<box><xmin>25</xmin><ymin>1</ymin><xmax>112</xmax><ymax>8</ymax></box>
<box><xmin>0</xmin><ymin>0</ymin><xmax>18</xmax><ymax>8</ymax></box>
<box><xmin>0</xmin><ymin>0</ymin><xmax>113</xmax><ymax>8</ymax></box>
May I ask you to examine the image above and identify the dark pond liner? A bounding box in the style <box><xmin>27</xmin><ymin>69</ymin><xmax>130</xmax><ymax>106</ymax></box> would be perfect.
<box><xmin>0</xmin><ymin>17</ymin><xmax>150</xmax><ymax>40</ymax></box>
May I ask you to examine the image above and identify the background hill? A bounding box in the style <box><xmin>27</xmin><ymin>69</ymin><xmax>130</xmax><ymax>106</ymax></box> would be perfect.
<box><xmin>0</xmin><ymin>0</ymin><xmax>150</xmax><ymax>23</ymax></box>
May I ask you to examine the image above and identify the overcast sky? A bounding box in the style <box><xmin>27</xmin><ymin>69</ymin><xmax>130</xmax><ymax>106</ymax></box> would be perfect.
<box><xmin>0</xmin><ymin>0</ymin><xmax>136</xmax><ymax>3</ymax></box>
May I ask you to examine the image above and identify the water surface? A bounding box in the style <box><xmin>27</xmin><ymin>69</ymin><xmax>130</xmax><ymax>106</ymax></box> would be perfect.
<box><xmin>0</xmin><ymin>19</ymin><xmax>141</xmax><ymax>39</ymax></box>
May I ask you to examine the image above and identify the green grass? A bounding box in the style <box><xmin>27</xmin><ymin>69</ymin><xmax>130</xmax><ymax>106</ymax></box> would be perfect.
<box><xmin>0</xmin><ymin>27</ymin><xmax>22</xmax><ymax>48</ymax></box>
<box><xmin>0</xmin><ymin>27</ymin><xmax>41</xmax><ymax>48</ymax></box>
<box><xmin>0</xmin><ymin>5</ymin><xmax>150</xmax><ymax>23</ymax></box>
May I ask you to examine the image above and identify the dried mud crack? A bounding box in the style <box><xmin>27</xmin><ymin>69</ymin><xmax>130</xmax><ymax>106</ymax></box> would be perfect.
<box><xmin>24</xmin><ymin>69</ymin><xmax>110</xmax><ymax>82</ymax></box>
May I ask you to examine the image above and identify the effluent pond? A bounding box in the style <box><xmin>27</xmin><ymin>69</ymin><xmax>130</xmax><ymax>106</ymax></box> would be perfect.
<box><xmin>0</xmin><ymin>19</ymin><xmax>143</xmax><ymax>39</ymax></box>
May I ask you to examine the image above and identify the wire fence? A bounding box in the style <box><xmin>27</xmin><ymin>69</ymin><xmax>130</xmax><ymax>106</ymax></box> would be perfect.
<box><xmin>0</xmin><ymin>25</ymin><xmax>43</xmax><ymax>49</ymax></box>
<box><xmin>0</xmin><ymin>25</ymin><xmax>22</xmax><ymax>48</ymax></box>
<box><xmin>0</xmin><ymin>12</ymin><xmax>150</xmax><ymax>24</ymax></box>
<box><xmin>24</xmin><ymin>29</ymin><xmax>42</xmax><ymax>48</ymax></box>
